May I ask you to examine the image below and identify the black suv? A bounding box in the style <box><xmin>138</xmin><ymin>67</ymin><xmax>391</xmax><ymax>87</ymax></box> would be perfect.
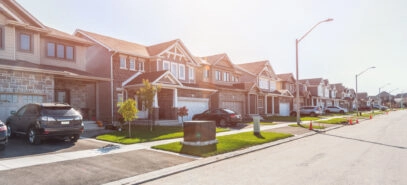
<box><xmin>192</xmin><ymin>108</ymin><xmax>242</xmax><ymax>127</ymax></box>
<box><xmin>6</xmin><ymin>103</ymin><xmax>84</xmax><ymax>145</ymax></box>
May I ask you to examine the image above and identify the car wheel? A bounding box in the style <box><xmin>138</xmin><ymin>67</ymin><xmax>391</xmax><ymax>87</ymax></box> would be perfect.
<box><xmin>325</xmin><ymin>110</ymin><xmax>330</xmax><ymax>114</ymax></box>
<box><xmin>219</xmin><ymin>119</ymin><xmax>227</xmax><ymax>127</ymax></box>
<box><xmin>310</xmin><ymin>112</ymin><xmax>316</xmax><ymax>117</ymax></box>
<box><xmin>339</xmin><ymin>110</ymin><xmax>344</xmax><ymax>114</ymax></box>
<box><xmin>27</xmin><ymin>127</ymin><xmax>41</xmax><ymax>145</ymax></box>
<box><xmin>70</xmin><ymin>135</ymin><xmax>80</xmax><ymax>143</ymax></box>
<box><xmin>290</xmin><ymin>112</ymin><xmax>296</xmax><ymax>117</ymax></box>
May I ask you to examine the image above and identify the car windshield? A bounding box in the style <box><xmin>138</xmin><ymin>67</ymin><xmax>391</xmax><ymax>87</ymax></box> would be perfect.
<box><xmin>223</xmin><ymin>109</ymin><xmax>236</xmax><ymax>114</ymax></box>
<box><xmin>42</xmin><ymin>107</ymin><xmax>79</xmax><ymax>116</ymax></box>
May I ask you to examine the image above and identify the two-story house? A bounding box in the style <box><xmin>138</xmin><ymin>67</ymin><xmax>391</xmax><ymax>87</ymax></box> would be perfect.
<box><xmin>237</xmin><ymin>60</ymin><xmax>293</xmax><ymax>116</ymax></box>
<box><xmin>0</xmin><ymin>0</ymin><xmax>109</xmax><ymax>121</ymax></box>
<box><xmin>75</xmin><ymin>30</ymin><xmax>216</xmax><ymax>124</ymax></box>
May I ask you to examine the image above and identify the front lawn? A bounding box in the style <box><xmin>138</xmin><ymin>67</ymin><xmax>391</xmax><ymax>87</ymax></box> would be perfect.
<box><xmin>152</xmin><ymin>131</ymin><xmax>293</xmax><ymax>157</ymax></box>
<box><xmin>316</xmin><ymin>117</ymin><xmax>349</xmax><ymax>124</ymax></box>
<box><xmin>96</xmin><ymin>125</ymin><xmax>230</xmax><ymax>144</ymax></box>
<box><xmin>289</xmin><ymin>123</ymin><xmax>325</xmax><ymax>129</ymax></box>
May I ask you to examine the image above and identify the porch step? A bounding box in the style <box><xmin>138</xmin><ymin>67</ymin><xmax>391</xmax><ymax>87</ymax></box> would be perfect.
<box><xmin>83</xmin><ymin>121</ymin><xmax>104</xmax><ymax>131</ymax></box>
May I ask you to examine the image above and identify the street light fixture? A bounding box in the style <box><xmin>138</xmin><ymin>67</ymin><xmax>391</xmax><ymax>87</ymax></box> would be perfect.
<box><xmin>355</xmin><ymin>66</ymin><xmax>376</xmax><ymax>116</ymax></box>
<box><xmin>295</xmin><ymin>18</ymin><xmax>333</xmax><ymax>125</ymax></box>
<box><xmin>378</xmin><ymin>83</ymin><xmax>390</xmax><ymax>106</ymax></box>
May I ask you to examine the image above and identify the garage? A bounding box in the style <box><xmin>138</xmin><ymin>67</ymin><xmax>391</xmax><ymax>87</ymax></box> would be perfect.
<box><xmin>177</xmin><ymin>97</ymin><xmax>209</xmax><ymax>123</ymax></box>
<box><xmin>222</xmin><ymin>101</ymin><xmax>243</xmax><ymax>115</ymax></box>
<box><xmin>279</xmin><ymin>103</ymin><xmax>290</xmax><ymax>116</ymax></box>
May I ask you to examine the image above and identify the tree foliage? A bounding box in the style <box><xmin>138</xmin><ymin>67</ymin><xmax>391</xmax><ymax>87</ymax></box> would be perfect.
<box><xmin>178</xmin><ymin>106</ymin><xmax>188</xmax><ymax>123</ymax></box>
<box><xmin>117</xmin><ymin>98</ymin><xmax>138</xmax><ymax>137</ymax></box>
<box><xmin>137</xmin><ymin>79</ymin><xmax>161</xmax><ymax>130</ymax></box>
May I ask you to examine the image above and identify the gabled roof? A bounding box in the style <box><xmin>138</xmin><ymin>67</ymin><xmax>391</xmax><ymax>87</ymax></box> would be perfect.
<box><xmin>237</xmin><ymin>60</ymin><xmax>269</xmax><ymax>75</ymax></box>
<box><xmin>74</xmin><ymin>29</ymin><xmax>150</xmax><ymax>57</ymax></box>
<box><xmin>199</xmin><ymin>53</ymin><xmax>236</xmax><ymax>69</ymax></box>
<box><xmin>1</xmin><ymin>0</ymin><xmax>47</xmax><ymax>30</ymax></box>
<box><xmin>147</xmin><ymin>39</ymin><xmax>200</xmax><ymax>65</ymax></box>
<box><xmin>277</xmin><ymin>73</ymin><xmax>295</xmax><ymax>82</ymax></box>
<box><xmin>147</xmin><ymin>39</ymin><xmax>179</xmax><ymax>56</ymax></box>
<box><xmin>45</xmin><ymin>27</ymin><xmax>93</xmax><ymax>46</ymax></box>
<box><xmin>124</xmin><ymin>71</ymin><xmax>181</xmax><ymax>86</ymax></box>
<box><xmin>301</xmin><ymin>78</ymin><xmax>324</xmax><ymax>86</ymax></box>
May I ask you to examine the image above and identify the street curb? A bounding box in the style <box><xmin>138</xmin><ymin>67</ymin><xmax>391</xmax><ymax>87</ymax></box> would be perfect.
<box><xmin>104</xmin><ymin>124</ymin><xmax>344</xmax><ymax>185</ymax></box>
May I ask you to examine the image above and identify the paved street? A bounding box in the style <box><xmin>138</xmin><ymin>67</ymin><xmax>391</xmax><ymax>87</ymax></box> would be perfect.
<box><xmin>141</xmin><ymin>111</ymin><xmax>407</xmax><ymax>185</ymax></box>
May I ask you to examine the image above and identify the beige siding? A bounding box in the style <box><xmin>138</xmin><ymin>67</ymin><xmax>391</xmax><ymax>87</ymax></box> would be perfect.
<box><xmin>15</xmin><ymin>31</ymin><xmax>41</xmax><ymax>63</ymax></box>
<box><xmin>40</xmin><ymin>38</ymin><xmax>87</xmax><ymax>71</ymax></box>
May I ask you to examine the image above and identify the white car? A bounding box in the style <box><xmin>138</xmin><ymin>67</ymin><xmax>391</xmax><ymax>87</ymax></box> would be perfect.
<box><xmin>325</xmin><ymin>106</ymin><xmax>348</xmax><ymax>114</ymax></box>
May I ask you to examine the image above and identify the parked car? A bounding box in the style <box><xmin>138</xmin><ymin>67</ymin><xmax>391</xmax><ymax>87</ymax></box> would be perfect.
<box><xmin>6</xmin><ymin>103</ymin><xmax>84</xmax><ymax>145</ymax></box>
<box><xmin>325</xmin><ymin>106</ymin><xmax>348</xmax><ymax>114</ymax></box>
<box><xmin>0</xmin><ymin>120</ymin><xmax>7</xmax><ymax>150</ymax></box>
<box><xmin>290</xmin><ymin>106</ymin><xmax>323</xmax><ymax>117</ymax></box>
<box><xmin>372</xmin><ymin>105</ymin><xmax>388</xmax><ymax>111</ymax></box>
<box><xmin>192</xmin><ymin>108</ymin><xmax>242</xmax><ymax>127</ymax></box>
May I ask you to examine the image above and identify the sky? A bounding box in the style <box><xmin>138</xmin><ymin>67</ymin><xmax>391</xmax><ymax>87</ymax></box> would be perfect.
<box><xmin>17</xmin><ymin>0</ymin><xmax>407</xmax><ymax>96</ymax></box>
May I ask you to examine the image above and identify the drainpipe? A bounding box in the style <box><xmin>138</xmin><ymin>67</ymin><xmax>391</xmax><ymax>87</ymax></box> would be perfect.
<box><xmin>110</xmin><ymin>51</ymin><xmax>118</xmax><ymax>124</ymax></box>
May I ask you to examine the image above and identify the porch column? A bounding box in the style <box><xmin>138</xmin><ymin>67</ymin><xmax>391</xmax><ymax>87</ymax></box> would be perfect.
<box><xmin>172</xmin><ymin>88</ymin><xmax>178</xmax><ymax>120</ymax></box>
<box><xmin>173</xmin><ymin>88</ymin><xmax>178</xmax><ymax>107</ymax></box>
<box><xmin>272</xmin><ymin>96</ymin><xmax>275</xmax><ymax>115</ymax></box>
<box><xmin>247</xmin><ymin>93</ymin><xmax>250</xmax><ymax>115</ymax></box>
<box><xmin>264</xmin><ymin>95</ymin><xmax>268</xmax><ymax>115</ymax></box>
<box><xmin>153</xmin><ymin>93</ymin><xmax>158</xmax><ymax>107</ymax></box>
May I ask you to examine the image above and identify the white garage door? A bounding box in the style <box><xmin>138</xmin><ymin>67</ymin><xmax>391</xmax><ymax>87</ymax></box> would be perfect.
<box><xmin>178</xmin><ymin>97</ymin><xmax>209</xmax><ymax>123</ymax></box>
<box><xmin>222</xmin><ymin>101</ymin><xmax>243</xmax><ymax>115</ymax></box>
<box><xmin>279</xmin><ymin>103</ymin><xmax>290</xmax><ymax>116</ymax></box>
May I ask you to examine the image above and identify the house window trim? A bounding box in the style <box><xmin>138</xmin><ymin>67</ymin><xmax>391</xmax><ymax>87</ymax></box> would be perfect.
<box><xmin>138</xmin><ymin>60</ymin><xmax>145</xmax><ymax>71</ymax></box>
<box><xmin>46</xmin><ymin>41</ymin><xmax>75</xmax><ymax>61</ymax></box>
<box><xmin>120</xmin><ymin>56</ymin><xmax>127</xmax><ymax>69</ymax></box>
<box><xmin>163</xmin><ymin>60</ymin><xmax>170</xmax><ymax>71</ymax></box>
<box><xmin>171</xmin><ymin>62</ymin><xmax>178</xmax><ymax>77</ymax></box>
<box><xmin>189</xmin><ymin>67</ymin><xmax>194</xmax><ymax>80</ymax></box>
<box><xmin>129</xmin><ymin>58</ymin><xmax>136</xmax><ymax>71</ymax></box>
<box><xmin>17</xmin><ymin>31</ymin><xmax>33</xmax><ymax>52</ymax></box>
<box><xmin>179</xmin><ymin>64</ymin><xmax>185</xmax><ymax>80</ymax></box>
<box><xmin>215</xmin><ymin>70</ymin><xmax>222</xmax><ymax>81</ymax></box>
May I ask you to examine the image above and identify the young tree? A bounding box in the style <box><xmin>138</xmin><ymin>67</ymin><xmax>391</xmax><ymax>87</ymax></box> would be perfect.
<box><xmin>178</xmin><ymin>106</ymin><xmax>188</xmax><ymax>125</ymax></box>
<box><xmin>117</xmin><ymin>98</ymin><xmax>138</xmax><ymax>137</ymax></box>
<box><xmin>137</xmin><ymin>79</ymin><xmax>161</xmax><ymax>131</ymax></box>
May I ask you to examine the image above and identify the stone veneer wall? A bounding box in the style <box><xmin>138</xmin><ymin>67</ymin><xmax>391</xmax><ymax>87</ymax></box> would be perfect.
<box><xmin>54</xmin><ymin>79</ymin><xmax>88</xmax><ymax>110</ymax></box>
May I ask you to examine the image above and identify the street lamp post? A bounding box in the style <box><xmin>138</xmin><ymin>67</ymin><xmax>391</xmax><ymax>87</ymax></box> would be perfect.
<box><xmin>295</xmin><ymin>18</ymin><xmax>333</xmax><ymax>125</ymax></box>
<box><xmin>355</xmin><ymin>66</ymin><xmax>376</xmax><ymax>116</ymax></box>
<box><xmin>378</xmin><ymin>83</ymin><xmax>390</xmax><ymax>106</ymax></box>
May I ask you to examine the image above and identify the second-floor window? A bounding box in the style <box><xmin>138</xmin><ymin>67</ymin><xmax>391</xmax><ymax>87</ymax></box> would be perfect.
<box><xmin>138</xmin><ymin>60</ymin><xmax>144</xmax><ymax>71</ymax></box>
<box><xmin>215</xmin><ymin>71</ymin><xmax>221</xmax><ymax>81</ymax></box>
<box><xmin>120</xmin><ymin>56</ymin><xmax>126</xmax><ymax>69</ymax></box>
<box><xmin>189</xmin><ymin>67</ymin><xmax>194</xmax><ymax>80</ymax></box>
<box><xmin>47</xmin><ymin>42</ymin><xmax>74</xmax><ymax>60</ymax></box>
<box><xmin>129</xmin><ymin>58</ymin><xmax>136</xmax><ymax>70</ymax></box>
<box><xmin>259</xmin><ymin>78</ymin><xmax>268</xmax><ymax>89</ymax></box>
<box><xmin>19</xmin><ymin>33</ymin><xmax>32</xmax><ymax>52</ymax></box>
<box><xmin>163</xmin><ymin>60</ymin><xmax>170</xmax><ymax>70</ymax></box>
<box><xmin>179</xmin><ymin>64</ymin><xmax>185</xmax><ymax>80</ymax></box>
<box><xmin>223</xmin><ymin>72</ymin><xmax>229</xmax><ymax>82</ymax></box>
<box><xmin>203</xmin><ymin>69</ymin><xmax>209</xmax><ymax>79</ymax></box>
<box><xmin>171</xmin><ymin>63</ymin><xmax>178</xmax><ymax>77</ymax></box>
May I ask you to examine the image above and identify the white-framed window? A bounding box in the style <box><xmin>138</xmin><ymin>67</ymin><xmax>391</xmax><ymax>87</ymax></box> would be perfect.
<box><xmin>235</xmin><ymin>77</ymin><xmax>239</xmax><ymax>82</ymax></box>
<box><xmin>179</xmin><ymin>64</ymin><xmax>185</xmax><ymax>80</ymax></box>
<box><xmin>117</xmin><ymin>93</ymin><xmax>123</xmax><ymax>103</ymax></box>
<box><xmin>171</xmin><ymin>63</ymin><xmax>178</xmax><ymax>77</ymax></box>
<box><xmin>215</xmin><ymin>71</ymin><xmax>221</xmax><ymax>81</ymax></box>
<box><xmin>163</xmin><ymin>60</ymin><xmax>170</xmax><ymax>70</ymax></box>
<box><xmin>259</xmin><ymin>78</ymin><xmax>268</xmax><ymax>89</ymax></box>
<box><xmin>138</xmin><ymin>60</ymin><xmax>144</xmax><ymax>71</ymax></box>
<box><xmin>189</xmin><ymin>67</ymin><xmax>195</xmax><ymax>80</ymax></box>
<box><xmin>270</xmin><ymin>81</ymin><xmax>276</xmax><ymax>91</ymax></box>
<box><xmin>47</xmin><ymin>42</ymin><xmax>55</xmax><ymax>57</ymax></box>
<box><xmin>120</xmin><ymin>56</ymin><xmax>126</xmax><ymax>69</ymax></box>
<box><xmin>231</xmin><ymin>76</ymin><xmax>235</xmax><ymax>82</ymax></box>
<box><xmin>203</xmin><ymin>69</ymin><xmax>209</xmax><ymax>79</ymax></box>
<box><xmin>129</xmin><ymin>58</ymin><xmax>136</xmax><ymax>70</ymax></box>
<box><xmin>223</xmin><ymin>72</ymin><xmax>229</xmax><ymax>82</ymax></box>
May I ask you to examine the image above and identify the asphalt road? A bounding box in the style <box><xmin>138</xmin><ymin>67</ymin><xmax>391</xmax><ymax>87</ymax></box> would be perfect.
<box><xmin>142</xmin><ymin>111</ymin><xmax>407</xmax><ymax>185</ymax></box>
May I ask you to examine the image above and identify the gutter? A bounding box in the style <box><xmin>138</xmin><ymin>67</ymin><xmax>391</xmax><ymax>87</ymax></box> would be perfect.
<box><xmin>110</xmin><ymin>51</ymin><xmax>118</xmax><ymax>124</ymax></box>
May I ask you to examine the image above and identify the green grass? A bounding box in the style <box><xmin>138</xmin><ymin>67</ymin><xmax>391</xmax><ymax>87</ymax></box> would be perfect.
<box><xmin>96</xmin><ymin>125</ymin><xmax>230</xmax><ymax>144</ymax></box>
<box><xmin>300</xmin><ymin>117</ymin><xmax>320</xmax><ymax>121</ymax></box>
<box><xmin>289</xmin><ymin>123</ymin><xmax>325</xmax><ymax>129</ymax></box>
<box><xmin>152</xmin><ymin>131</ymin><xmax>293</xmax><ymax>157</ymax></box>
<box><xmin>316</xmin><ymin>117</ymin><xmax>348</xmax><ymax>124</ymax></box>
